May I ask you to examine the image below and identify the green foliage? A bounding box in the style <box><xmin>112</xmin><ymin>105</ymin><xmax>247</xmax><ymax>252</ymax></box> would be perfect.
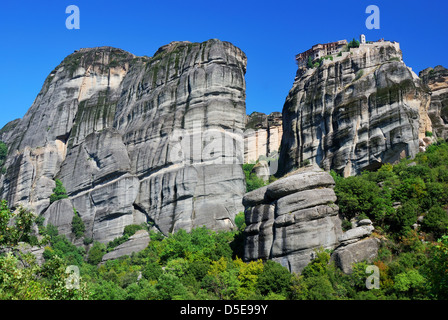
<box><xmin>307</xmin><ymin>55</ymin><xmax>313</xmax><ymax>68</ymax></box>
<box><xmin>0</xmin><ymin>252</ymin><xmax>90</xmax><ymax>300</ymax></box>
<box><xmin>243</xmin><ymin>163</ymin><xmax>268</xmax><ymax>192</ymax></box>
<box><xmin>71</xmin><ymin>208</ymin><xmax>85</xmax><ymax>239</ymax></box>
<box><xmin>107</xmin><ymin>224</ymin><xmax>146</xmax><ymax>251</ymax></box>
<box><xmin>87</xmin><ymin>241</ymin><xmax>106</xmax><ymax>265</ymax></box>
<box><xmin>421</xmin><ymin>206</ymin><xmax>448</xmax><ymax>238</ymax></box>
<box><xmin>0</xmin><ymin>141</ymin><xmax>7</xmax><ymax>173</ymax></box>
<box><xmin>334</xmin><ymin>174</ymin><xmax>393</xmax><ymax>223</ymax></box>
<box><xmin>0</xmin><ymin>200</ymin><xmax>36</xmax><ymax>246</ymax></box>
<box><xmin>49</xmin><ymin>179</ymin><xmax>68</xmax><ymax>204</ymax></box>
<box><xmin>256</xmin><ymin>260</ymin><xmax>293</xmax><ymax>296</ymax></box>
<box><xmin>347</xmin><ymin>38</ymin><xmax>360</xmax><ymax>49</ymax></box>
<box><xmin>234</xmin><ymin>211</ymin><xmax>246</xmax><ymax>231</ymax></box>
<box><xmin>425</xmin><ymin>234</ymin><xmax>448</xmax><ymax>299</ymax></box>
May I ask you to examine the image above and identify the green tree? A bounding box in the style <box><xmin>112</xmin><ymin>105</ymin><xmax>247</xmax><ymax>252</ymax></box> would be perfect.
<box><xmin>50</xmin><ymin>179</ymin><xmax>68</xmax><ymax>204</ymax></box>
<box><xmin>0</xmin><ymin>200</ymin><xmax>35</xmax><ymax>246</ymax></box>
<box><xmin>257</xmin><ymin>260</ymin><xmax>293</xmax><ymax>297</ymax></box>
<box><xmin>421</xmin><ymin>206</ymin><xmax>448</xmax><ymax>239</ymax></box>
<box><xmin>87</xmin><ymin>241</ymin><xmax>106</xmax><ymax>265</ymax></box>
<box><xmin>0</xmin><ymin>141</ymin><xmax>7</xmax><ymax>173</ymax></box>
<box><xmin>71</xmin><ymin>208</ymin><xmax>85</xmax><ymax>239</ymax></box>
<box><xmin>142</xmin><ymin>261</ymin><xmax>163</xmax><ymax>281</ymax></box>
<box><xmin>347</xmin><ymin>38</ymin><xmax>360</xmax><ymax>49</ymax></box>
<box><xmin>334</xmin><ymin>175</ymin><xmax>392</xmax><ymax>222</ymax></box>
<box><xmin>391</xmin><ymin>200</ymin><xmax>419</xmax><ymax>234</ymax></box>
<box><xmin>307</xmin><ymin>55</ymin><xmax>313</xmax><ymax>68</ymax></box>
<box><xmin>155</xmin><ymin>273</ymin><xmax>189</xmax><ymax>300</ymax></box>
<box><xmin>243</xmin><ymin>163</ymin><xmax>268</xmax><ymax>192</ymax></box>
<box><xmin>426</xmin><ymin>234</ymin><xmax>448</xmax><ymax>299</ymax></box>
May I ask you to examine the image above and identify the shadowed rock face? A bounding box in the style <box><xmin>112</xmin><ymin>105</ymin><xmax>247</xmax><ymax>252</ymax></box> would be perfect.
<box><xmin>0</xmin><ymin>40</ymin><xmax>247</xmax><ymax>243</ymax></box>
<box><xmin>278</xmin><ymin>41</ymin><xmax>431</xmax><ymax>177</ymax></box>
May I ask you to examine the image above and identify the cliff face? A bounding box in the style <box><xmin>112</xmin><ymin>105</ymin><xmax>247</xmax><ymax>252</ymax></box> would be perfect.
<box><xmin>0</xmin><ymin>40</ymin><xmax>247</xmax><ymax>243</ymax></box>
<box><xmin>278</xmin><ymin>41</ymin><xmax>432</xmax><ymax>177</ymax></box>
<box><xmin>244</xmin><ymin>112</ymin><xmax>283</xmax><ymax>163</ymax></box>
<box><xmin>420</xmin><ymin>65</ymin><xmax>448</xmax><ymax>139</ymax></box>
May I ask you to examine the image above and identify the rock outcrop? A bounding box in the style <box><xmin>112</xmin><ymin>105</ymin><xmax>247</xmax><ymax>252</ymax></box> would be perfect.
<box><xmin>244</xmin><ymin>112</ymin><xmax>283</xmax><ymax>164</ymax></box>
<box><xmin>243</xmin><ymin>166</ymin><xmax>378</xmax><ymax>274</ymax></box>
<box><xmin>0</xmin><ymin>40</ymin><xmax>247</xmax><ymax>244</ymax></box>
<box><xmin>101</xmin><ymin>229</ymin><xmax>150</xmax><ymax>262</ymax></box>
<box><xmin>278</xmin><ymin>41</ymin><xmax>432</xmax><ymax>177</ymax></box>
<box><xmin>420</xmin><ymin>65</ymin><xmax>448</xmax><ymax>139</ymax></box>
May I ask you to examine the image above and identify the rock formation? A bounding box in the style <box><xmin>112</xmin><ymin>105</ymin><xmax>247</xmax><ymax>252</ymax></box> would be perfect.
<box><xmin>243</xmin><ymin>166</ymin><xmax>377</xmax><ymax>274</ymax></box>
<box><xmin>101</xmin><ymin>229</ymin><xmax>150</xmax><ymax>262</ymax></box>
<box><xmin>420</xmin><ymin>65</ymin><xmax>448</xmax><ymax>139</ymax></box>
<box><xmin>0</xmin><ymin>39</ymin><xmax>247</xmax><ymax>244</ymax></box>
<box><xmin>244</xmin><ymin>112</ymin><xmax>283</xmax><ymax>163</ymax></box>
<box><xmin>278</xmin><ymin>41</ymin><xmax>432</xmax><ymax>177</ymax></box>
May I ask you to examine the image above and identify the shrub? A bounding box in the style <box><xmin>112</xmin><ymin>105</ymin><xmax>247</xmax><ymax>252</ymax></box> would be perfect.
<box><xmin>257</xmin><ymin>260</ymin><xmax>293</xmax><ymax>296</ymax></box>
<box><xmin>421</xmin><ymin>206</ymin><xmax>448</xmax><ymax>238</ymax></box>
<box><xmin>234</xmin><ymin>212</ymin><xmax>246</xmax><ymax>231</ymax></box>
<box><xmin>71</xmin><ymin>208</ymin><xmax>85</xmax><ymax>239</ymax></box>
<box><xmin>123</xmin><ymin>224</ymin><xmax>145</xmax><ymax>237</ymax></box>
<box><xmin>0</xmin><ymin>141</ymin><xmax>7</xmax><ymax>173</ymax></box>
<box><xmin>391</xmin><ymin>200</ymin><xmax>419</xmax><ymax>234</ymax></box>
<box><xmin>87</xmin><ymin>241</ymin><xmax>106</xmax><ymax>265</ymax></box>
<box><xmin>49</xmin><ymin>179</ymin><xmax>68</xmax><ymax>204</ymax></box>
<box><xmin>0</xmin><ymin>200</ymin><xmax>35</xmax><ymax>246</ymax></box>
<box><xmin>243</xmin><ymin>163</ymin><xmax>268</xmax><ymax>192</ymax></box>
<box><xmin>347</xmin><ymin>38</ymin><xmax>360</xmax><ymax>49</ymax></box>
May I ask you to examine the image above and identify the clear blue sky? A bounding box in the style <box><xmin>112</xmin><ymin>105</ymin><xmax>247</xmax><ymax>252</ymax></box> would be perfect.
<box><xmin>0</xmin><ymin>0</ymin><xmax>447</xmax><ymax>129</ymax></box>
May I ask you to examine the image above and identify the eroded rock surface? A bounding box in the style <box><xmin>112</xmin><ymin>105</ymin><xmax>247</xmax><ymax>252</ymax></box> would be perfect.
<box><xmin>420</xmin><ymin>65</ymin><xmax>448</xmax><ymax>139</ymax></box>
<box><xmin>0</xmin><ymin>40</ymin><xmax>247</xmax><ymax>244</ymax></box>
<box><xmin>243</xmin><ymin>167</ymin><xmax>378</xmax><ymax>274</ymax></box>
<box><xmin>278</xmin><ymin>41</ymin><xmax>431</xmax><ymax>177</ymax></box>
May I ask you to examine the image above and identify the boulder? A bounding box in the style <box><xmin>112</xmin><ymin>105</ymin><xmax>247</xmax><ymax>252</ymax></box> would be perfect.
<box><xmin>332</xmin><ymin>238</ymin><xmax>381</xmax><ymax>274</ymax></box>
<box><xmin>243</xmin><ymin>167</ymin><xmax>379</xmax><ymax>274</ymax></box>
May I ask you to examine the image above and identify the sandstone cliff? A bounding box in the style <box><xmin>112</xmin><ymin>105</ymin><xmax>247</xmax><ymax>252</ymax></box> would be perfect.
<box><xmin>278</xmin><ymin>41</ymin><xmax>432</xmax><ymax>177</ymax></box>
<box><xmin>244</xmin><ymin>112</ymin><xmax>283</xmax><ymax>164</ymax></box>
<box><xmin>420</xmin><ymin>65</ymin><xmax>448</xmax><ymax>139</ymax></box>
<box><xmin>0</xmin><ymin>40</ymin><xmax>247</xmax><ymax>243</ymax></box>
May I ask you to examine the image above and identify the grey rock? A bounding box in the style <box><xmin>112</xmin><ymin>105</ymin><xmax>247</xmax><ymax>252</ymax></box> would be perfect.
<box><xmin>338</xmin><ymin>225</ymin><xmax>374</xmax><ymax>244</ymax></box>
<box><xmin>43</xmin><ymin>199</ymin><xmax>75</xmax><ymax>240</ymax></box>
<box><xmin>242</xmin><ymin>185</ymin><xmax>270</xmax><ymax>207</ymax></box>
<box><xmin>358</xmin><ymin>219</ymin><xmax>373</xmax><ymax>226</ymax></box>
<box><xmin>332</xmin><ymin>238</ymin><xmax>381</xmax><ymax>274</ymax></box>
<box><xmin>0</xmin><ymin>242</ymin><xmax>45</xmax><ymax>266</ymax></box>
<box><xmin>278</xmin><ymin>41</ymin><xmax>431</xmax><ymax>177</ymax></box>
<box><xmin>0</xmin><ymin>40</ymin><xmax>247</xmax><ymax>245</ymax></box>
<box><xmin>266</xmin><ymin>168</ymin><xmax>334</xmax><ymax>200</ymax></box>
<box><xmin>244</xmin><ymin>112</ymin><xmax>283</xmax><ymax>164</ymax></box>
<box><xmin>243</xmin><ymin>167</ymin><xmax>379</xmax><ymax>274</ymax></box>
<box><xmin>275</xmin><ymin>188</ymin><xmax>337</xmax><ymax>217</ymax></box>
<box><xmin>420</xmin><ymin>65</ymin><xmax>448</xmax><ymax>139</ymax></box>
<box><xmin>243</xmin><ymin>168</ymin><xmax>344</xmax><ymax>273</ymax></box>
<box><xmin>101</xmin><ymin>229</ymin><xmax>150</xmax><ymax>262</ymax></box>
<box><xmin>251</xmin><ymin>160</ymin><xmax>270</xmax><ymax>182</ymax></box>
